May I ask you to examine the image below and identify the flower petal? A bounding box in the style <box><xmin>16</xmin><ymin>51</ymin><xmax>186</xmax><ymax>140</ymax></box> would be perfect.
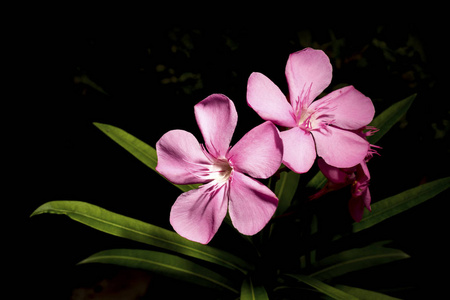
<box><xmin>285</xmin><ymin>48</ymin><xmax>332</xmax><ymax>108</ymax></box>
<box><xmin>279</xmin><ymin>127</ymin><xmax>316</xmax><ymax>173</ymax></box>
<box><xmin>156</xmin><ymin>130</ymin><xmax>211</xmax><ymax>185</ymax></box>
<box><xmin>194</xmin><ymin>94</ymin><xmax>237</xmax><ymax>158</ymax></box>
<box><xmin>170</xmin><ymin>182</ymin><xmax>228</xmax><ymax>244</ymax></box>
<box><xmin>348</xmin><ymin>194</ymin><xmax>365</xmax><ymax>223</ymax></box>
<box><xmin>227</xmin><ymin>121</ymin><xmax>283</xmax><ymax>179</ymax></box>
<box><xmin>246</xmin><ymin>72</ymin><xmax>296</xmax><ymax>127</ymax></box>
<box><xmin>228</xmin><ymin>172</ymin><xmax>278</xmax><ymax>236</ymax></box>
<box><xmin>317</xmin><ymin>158</ymin><xmax>352</xmax><ymax>184</ymax></box>
<box><xmin>315</xmin><ymin>86</ymin><xmax>375</xmax><ymax>130</ymax></box>
<box><xmin>358</xmin><ymin>160</ymin><xmax>371</xmax><ymax>181</ymax></box>
<box><xmin>364</xmin><ymin>187</ymin><xmax>372</xmax><ymax>211</ymax></box>
<box><xmin>312</xmin><ymin>126</ymin><xmax>369</xmax><ymax>168</ymax></box>
<box><xmin>349</xmin><ymin>189</ymin><xmax>371</xmax><ymax>222</ymax></box>
<box><xmin>355</xmin><ymin>162</ymin><xmax>372</xmax><ymax>211</ymax></box>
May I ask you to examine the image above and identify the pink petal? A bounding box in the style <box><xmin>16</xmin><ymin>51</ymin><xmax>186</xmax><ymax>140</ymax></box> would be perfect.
<box><xmin>228</xmin><ymin>172</ymin><xmax>278</xmax><ymax>236</ymax></box>
<box><xmin>279</xmin><ymin>127</ymin><xmax>316</xmax><ymax>173</ymax></box>
<box><xmin>358</xmin><ymin>160</ymin><xmax>371</xmax><ymax>181</ymax></box>
<box><xmin>315</xmin><ymin>86</ymin><xmax>375</xmax><ymax>130</ymax></box>
<box><xmin>355</xmin><ymin>162</ymin><xmax>372</xmax><ymax>211</ymax></box>
<box><xmin>285</xmin><ymin>48</ymin><xmax>332</xmax><ymax>108</ymax></box>
<box><xmin>156</xmin><ymin>130</ymin><xmax>212</xmax><ymax>185</ymax></box>
<box><xmin>246</xmin><ymin>72</ymin><xmax>296</xmax><ymax>127</ymax></box>
<box><xmin>349</xmin><ymin>188</ymin><xmax>371</xmax><ymax>222</ymax></box>
<box><xmin>363</xmin><ymin>187</ymin><xmax>372</xmax><ymax>211</ymax></box>
<box><xmin>348</xmin><ymin>194</ymin><xmax>366</xmax><ymax>223</ymax></box>
<box><xmin>170</xmin><ymin>182</ymin><xmax>228</xmax><ymax>244</ymax></box>
<box><xmin>317</xmin><ymin>158</ymin><xmax>351</xmax><ymax>184</ymax></box>
<box><xmin>312</xmin><ymin>126</ymin><xmax>369</xmax><ymax>168</ymax></box>
<box><xmin>194</xmin><ymin>94</ymin><xmax>237</xmax><ymax>158</ymax></box>
<box><xmin>227</xmin><ymin>121</ymin><xmax>283</xmax><ymax>179</ymax></box>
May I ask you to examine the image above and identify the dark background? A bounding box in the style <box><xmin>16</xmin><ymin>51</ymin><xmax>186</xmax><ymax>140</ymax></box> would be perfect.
<box><xmin>10</xmin><ymin>15</ymin><xmax>449</xmax><ymax>299</ymax></box>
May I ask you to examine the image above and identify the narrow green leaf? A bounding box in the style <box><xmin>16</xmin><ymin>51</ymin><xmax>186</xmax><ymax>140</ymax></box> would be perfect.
<box><xmin>286</xmin><ymin>274</ymin><xmax>359</xmax><ymax>300</ymax></box>
<box><xmin>240</xmin><ymin>276</ymin><xmax>269</xmax><ymax>300</ymax></box>
<box><xmin>353</xmin><ymin>177</ymin><xmax>450</xmax><ymax>233</ymax></box>
<box><xmin>75</xmin><ymin>74</ymin><xmax>108</xmax><ymax>95</ymax></box>
<box><xmin>79</xmin><ymin>248</ymin><xmax>239</xmax><ymax>294</ymax></box>
<box><xmin>31</xmin><ymin>201</ymin><xmax>253</xmax><ymax>273</ymax></box>
<box><xmin>334</xmin><ymin>284</ymin><xmax>401</xmax><ymax>300</ymax></box>
<box><xmin>367</xmin><ymin>93</ymin><xmax>416</xmax><ymax>145</ymax></box>
<box><xmin>309</xmin><ymin>241</ymin><xmax>409</xmax><ymax>281</ymax></box>
<box><xmin>306</xmin><ymin>171</ymin><xmax>327</xmax><ymax>190</ymax></box>
<box><xmin>93</xmin><ymin>122</ymin><xmax>199</xmax><ymax>193</ymax></box>
<box><xmin>274</xmin><ymin>171</ymin><xmax>301</xmax><ymax>216</ymax></box>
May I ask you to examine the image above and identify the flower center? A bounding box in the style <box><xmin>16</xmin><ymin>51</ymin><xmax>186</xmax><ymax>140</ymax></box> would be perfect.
<box><xmin>209</xmin><ymin>159</ymin><xmax>233</xmax><ymax>184</ymax></box>
<box><xmin>298</xmin><ymin>108</ymin><xmax>317</xmax><ymax>131</ymax></box>
<box><xmin>296</xmin><ymin>98</ymin><xmax>336</xmax><ymax>133</ymax></box>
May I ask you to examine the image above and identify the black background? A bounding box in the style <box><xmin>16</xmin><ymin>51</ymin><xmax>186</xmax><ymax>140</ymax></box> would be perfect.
<box><xmin>9</xmin><ymin>12</ymin><xmax>449</xmax><ymax>299</ymax></box>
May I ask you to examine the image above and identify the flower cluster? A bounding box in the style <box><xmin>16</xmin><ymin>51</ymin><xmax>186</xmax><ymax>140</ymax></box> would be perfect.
<box><xmin>156</xmin><ymin>48</ymin><xmax>377</xmax><ymax>244</ymax></box>
<box><xmin>310</xmin><ymin>127</ymin><xmax>381</xmax><ymax>222</ymax></box>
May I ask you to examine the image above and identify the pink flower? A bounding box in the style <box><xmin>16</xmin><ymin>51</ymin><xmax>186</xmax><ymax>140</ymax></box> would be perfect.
<box><xmin>315</xmin><ymin>158</ymin><xmax>372</xmax><ymax>222</ymax></box>
<box><xmin>348</xmin><ymin>162</ymin><xmax>371</xmax><ymax>222</ymax></box>
<box><xmin>310</xmin><ymin>127</ymin><xmax>380</xmax><ymax>222</ymax></box>
<box><xmin>247</xmin><ymin>48</ymin><xmax>375</xmax><ymax>173</ymax></box>
<box><xmin>156</xmin><ymin>94</ymin><xmax>283</xmax><ymax>244</ymax></box>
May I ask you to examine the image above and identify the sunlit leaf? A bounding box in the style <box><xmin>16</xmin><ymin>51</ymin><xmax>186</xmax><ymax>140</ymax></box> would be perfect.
<box><xmin>31</xmin><ymin>201</ymin><xmax>253</xmax><ymax>273</ymax></box>
<box><xmin>240</xmin><ymin>276</ymin><xmax>269</xmax><ymax>300</ymax></box>
<box><xmin>353</xmin><ymin>176</ymin><xmax>450</xmax><ymax>233</ymax></box>
<box><xmin>285</xmin><ymin>274</ymin><xmax>358</xmax><ymax>300</ymax></box>
<box><xmin>309</xmin><ymin>241</ymin><xmax>409</xmax><ymax>281</ymax></box>
<box><xmin>79</xmin><ymin>248</ymin><xmax>239</xmax><ymax>294</ymax></box>
<box><xmin>93</xmin><ymin>122</ymin><xmax>199</xmax><ymax>193</ymax></box>
<box><xmin>274</xmin><ymin>170</ymin><xmax>301</xmax><ymax>216</ymax></box>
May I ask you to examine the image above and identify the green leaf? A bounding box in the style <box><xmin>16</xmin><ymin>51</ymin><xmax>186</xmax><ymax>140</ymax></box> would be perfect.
<box><xmin>306</xmin><ymin>170</ymin><xmax>327</xmax><ymax>190</ymax></box>
<box><xmin>334</xmin><ymin>284</ymin><xmax>401</xmax><ymax>300</ymax></box>
<box><xmin>285</xmin><ymin>274</ymin><xmax>359</xmax><ymax>300</ymax></box>
<box><xmin>309</xmin><ymin>241</ymin><xmax>409</xmax><ymax>281</ymax></box>
<box><xmin>93</xmin><ymin>122</ymin><xmax>199</xmax><ymax>193</ymax></box>
<box><xmin>79</xmin><ymin>248</ymin><xmax>239</xmax><ymax>294</ymax></box>
<box><xmin>74</xmin><ymin>74</ymin><xmax>108</xmax><ymax>95</ymax></box>
<box><xmin>31</xmin><ymin>201</ymin><xmax>253</xmax><ymax>274</ymax></box>
<box><xmin>274</xmin><ymin>171</ymin><xmax>301</xmax><ymax>216</ymax></box>
<box><xmin>353</xmin><ymin>176</ymin><xmax>450</xmax><ymax>233</ymax></box>
<box><xmin>240</xmin><ymin>276</ymin><xmax>269</xmax><ymax>300</ymax></box>
<box><xmin>367</xmin><ymin>93</ymin><xmax>416</xmax><ymax>145</ymax></box>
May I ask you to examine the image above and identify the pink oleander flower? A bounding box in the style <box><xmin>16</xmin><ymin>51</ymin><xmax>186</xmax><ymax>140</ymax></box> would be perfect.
<box><xmin>247</xmin><ymin>48</ymin><xmax>375</xmax><ymax>173</ymax></box>
<box><xmin>310</xmin><ymin>127</ymin><xmax>380</xmax><ymax>222</ymax></box>
<box><xmin>314</xmin><ymin>158</ymin><xmax>371</xmax><ymax>222</ymax></box>
<box><xmin>156</xmin><ymin>94</ymin><xmax>283</xmax><ymax>244</ymax></box>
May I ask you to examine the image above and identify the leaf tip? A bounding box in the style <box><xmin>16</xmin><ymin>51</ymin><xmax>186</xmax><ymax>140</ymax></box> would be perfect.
<box><xmin>29</xmin><ymin>203</ymin><xmax>49</xmax><ymax>218</ymax></box>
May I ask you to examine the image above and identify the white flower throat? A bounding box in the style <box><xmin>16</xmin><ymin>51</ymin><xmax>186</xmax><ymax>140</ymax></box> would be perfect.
<box><xmin>209</xmin><ymin>159</ymin><xmax>233</xmax><ymax>184</ymax></box>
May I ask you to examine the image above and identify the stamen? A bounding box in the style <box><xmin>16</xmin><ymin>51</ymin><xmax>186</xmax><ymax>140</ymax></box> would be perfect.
<box><xmin>294</xmin><ymin>83</ymin><xmax>337</xmax><ymax>133</ymax></box>
<box><xmin>293</xmin><ymin>82</ymin><xmax>313</xmax><ymax>118</ymax></box>
<box><xmin>363</xmin><ymin>126</ymin><xmax>380</xmax><ymax>137</ymax></box>
<box><xmin>297</xmin><ymin>101</ymin><xmax>336</xmax><ymax>133</ymax></box>
<box><xmin>366</xmin><ymin>144</ymin><xmax>382</xmax><ymax>161</ymax></box>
